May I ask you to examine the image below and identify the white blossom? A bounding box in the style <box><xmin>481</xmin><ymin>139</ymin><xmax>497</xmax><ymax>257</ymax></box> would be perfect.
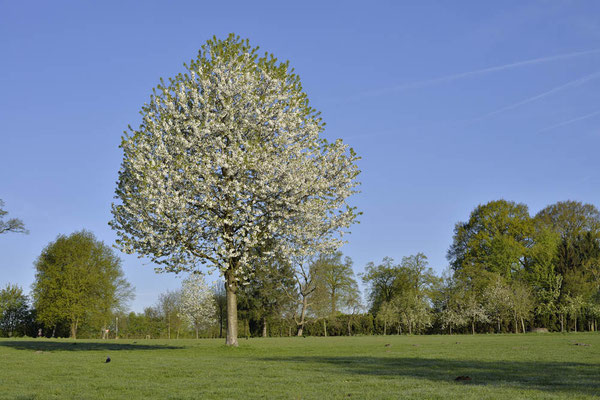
<box><xmin>110</xmin><ymin>35</ymin><xmax>360</xmax><ymax>344</ymax></box>
<box><xmin>179</xmin><ymin>274</ymin><xmax>216</xmax><ymax>334</ymax></box>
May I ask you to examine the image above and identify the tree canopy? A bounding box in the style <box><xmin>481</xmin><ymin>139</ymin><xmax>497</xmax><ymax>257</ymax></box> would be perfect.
<box><xmin>0</xmin><ymin>199</ymin><xmax>27</xmax><ymax>235</ymax></box>
<box><xmin>110</xmin><ymin>34</ymin><xmax>360</xmax><ymax>345</ymax></box>
<box><xmin>32</xmin><ymin>230</ymin><xmax>132</xmax><ymax>339</ymax></box>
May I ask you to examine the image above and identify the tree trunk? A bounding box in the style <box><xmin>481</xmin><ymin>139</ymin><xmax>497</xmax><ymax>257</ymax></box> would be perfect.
<box><xmin>560</xmin><ymin>313</ymin><xmax>564</xmax><ymax>332</ymax></box>
<box><xmin>167</xmin><ymin>314</ymin><xmax>171</xmax><ymax>339</ymax></box>
<box><xmin>225</xmin><ymin>271</ymin><xmax>239</xmax><ymax>346</ymax></box>
<box><xmin>331</xmin><ymin>291</ymin><xmax>336</xmax><ymax>316</ymax></box>
<box><xmin>514</xmin><ymin>313</ymin><xmax>518</xmax><ymax>334</ymax></box>
<box><xmin>497</xmin><ymin>318</ymin><xmax>501</xmax><ymax>333</ymax></box>
<box><xmin>323</xmin><ymin>319</ymin><xmax>327</xmax><ymax>337</ymax></box>
<box><xmin>195</xmin><ymin>325</ymin><xmax>199</xmax><ymax>339</ymax></box>
<box><xmin>347</xmin><ymin>318</ymin><xmax>352</xmax><ymax>336</ymax></box>
<box><xmin>297</xmin><ymin>297</ymin><xmax>308</xmax><ymax>337</ymax></box>
<box><xmin>51</xmin><ymin>326</ymin><xmax>56</xmax><ymax>338</ymax></box>
<box><xmin>262</xmin><ymin>317</ymin><xmax>267</xmax><ymax>338</ymax></box>
<box><xmin>70</xmin><ymin>318</ymin><xmax>78</xmax><ymax>339</ymax></box>
<box><xmin>383</xmin><ymin>320</ymin><xmax>387</xmax><ymax>336</ymax></box>
<box><xmin>219</xmin><ymin>312</ymin><xmax>224</xmax><ymax>338</ymax></box>
<box><xmin>471</xmin><ymin>320</ymin><xmax>474</xmax><ymax>335</ymax></box>
<box><xmin>521</xmin><ymin>317</ymin><xmax>526</xmax><ymax>334</ymax></box>
<box><xmin>574</xmin><ymin>315</ymin><xmax>577</xmax><ymax>333</ymax></box>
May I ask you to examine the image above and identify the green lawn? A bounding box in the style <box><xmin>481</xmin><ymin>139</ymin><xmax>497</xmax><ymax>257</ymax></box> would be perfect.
<box><xmin>0</xmin><ymin>334</ymin><xmax>598</xmax><ymax>399</ymax></box>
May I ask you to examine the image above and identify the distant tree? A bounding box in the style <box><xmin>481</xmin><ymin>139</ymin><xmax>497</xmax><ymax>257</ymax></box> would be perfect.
<box><xmin>311</xmin><ymin>253</ymin><xmax>359</xmax><ymax>315</ymax></box>
<box><xmin>397</xmin><ymin>294</ymin><xmax>432</xmax><ymax>335</ymax></box>
<box><xmin>535</xmin><ymin>201</ymin><xmax>600</xmax><ymax>239</ymax></box>
<box><xmin>361</xmin><ymin>257</ymin><xmax>402</xmax><ymax>314</ymax></box>
<box><xmin>436</xmin><ymin>271</ymin><xmax>467</xmax><ymax>334</ymax></box>
<box><xmin>0</xmin><ymin>284</ymin><xmax>30</xmax><ymax>337</ymax></box>
<box><xmin>459</xmin><ymin>288</ymin><xmax>489</xmax><ymax>335</ymax></box>
<box><xmin>343</xmin><ymin>286</ymin><xmax>364</xmax><ymax>336</ymax></box>
<box><xmin>523</xmin><ymin>227</ymin><xmax>562</xmax><ymax>328</ymax></box>
<box><xmin>448</xmin><ymin>200</ymin><xmax>533</xmax><ymax>280</ymax></box>
<box><xmin>157</xmin><ymin>290</ymin><xmax>184</xmax><ymax>339</ymax></box>
<box><xmin>376</xmin><ymin>301</ymin><xmax>398</xmax><ymax>335</ymax></box>
<box><xmin>307</xmin><ymin>267</ymin><xmax>332</xmax><ymax>336</ymax></box>
<box><xmin>32</xmin><ymin>231</ymin><xmax>132</xmax><ymax>339</ymax></box>
<box><xmin>484</xmin><ymin>276</ymin><xmax>512</xmax><ymax>333</ymax></box>
<box><xmin>212</xmin><ymin>282</ymin><xmax>227</xmax><ymax>338</ymax></box>
<box><xmin>0</xmin><ymin>199</ymin><xmax>27</xmax><ymax>235</ymax></box>
<box><xmin>180</xmin><ymin>274</ymin><xmax>216</xmax><ymax>339</ymax></box>
<box><xmin>509</xmin><ymin>280</ymin><xmax>535</xmax><ymax>333</ymax></box>
<box><xmin>238</xmin><ymin>257</ymin><xmax>295</xmax><ymax>337</ymax></box>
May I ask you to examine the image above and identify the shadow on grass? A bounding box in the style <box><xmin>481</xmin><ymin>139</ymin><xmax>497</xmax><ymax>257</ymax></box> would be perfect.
<box><xmin>0</xmin><ymin>340</ymin><xmax>183</xmax><ymax>352</ymax></box>
<box><xmin>259</xmin><ymin>356</ymin><xmax>600</xmax><ymax>397</ymax></box>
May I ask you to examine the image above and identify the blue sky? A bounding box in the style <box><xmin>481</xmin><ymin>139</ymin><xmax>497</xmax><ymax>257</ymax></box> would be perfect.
<box><xmin>1</xmin><ymin>0</ymin><xmax>599</xmax><ymax>312</ymax></box>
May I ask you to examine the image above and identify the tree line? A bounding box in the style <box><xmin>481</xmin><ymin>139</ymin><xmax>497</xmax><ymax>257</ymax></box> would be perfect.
<box><xmin>2</xmin><ymin>196</ymin><xmax>599</xmax><ymax>338</ymax></box>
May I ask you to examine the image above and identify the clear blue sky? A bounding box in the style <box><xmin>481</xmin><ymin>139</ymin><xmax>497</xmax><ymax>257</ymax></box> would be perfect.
<box><xmin>1</xmin><ymin>1</ymin><xmax>599</xmax><ymax>312</ymax></box>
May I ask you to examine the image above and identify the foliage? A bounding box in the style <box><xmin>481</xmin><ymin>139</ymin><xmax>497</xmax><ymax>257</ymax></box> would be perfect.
<box><xmin>32</xmin><ymin>230</ymin><xmax>132</xmax><ymax>338</ymax></box>
<box><xmin>0</xmin><ymin>199</ymin><xmax>27</xmax><ymax>235</ymax></box>
<box><xmin>448</xmin><ymin>199</ymin><xmax>533</xmax><ymax>280</ymax></box>
<box><xmin>179</xmin><ymin>274</ymin><xmax>216</xmax><ymax>338</ymax></box>
<box><xmin>0</xmin><ymin>284</ymin><xmax>31</xmax><ymax>337</ymax></box>
<box><xmin>310</xmin><ymin>252</ymin><xmax>360</xmax><ymax>316</ymax></box>
<box><xmin>110</xmin><ymin>34</ymin><xmax>360</xmax><ymax>346</ymax></box>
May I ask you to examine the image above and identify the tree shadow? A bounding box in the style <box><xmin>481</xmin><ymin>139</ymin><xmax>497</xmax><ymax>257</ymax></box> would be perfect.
<box><xmin>0</xmin><ymin>340</ymin><xmax>183</xmax><ymax>352</ymax></box>
<box><xmin>259</xmin><ymin>356</ymin><xmax>600</xmax><ymax>397</ymax></box>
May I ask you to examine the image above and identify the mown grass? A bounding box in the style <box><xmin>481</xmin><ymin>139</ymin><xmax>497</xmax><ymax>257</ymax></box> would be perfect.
<box><xmin>0</xmin><ymin>333</ymin><xmax>598</xmax><ymax>399</ymax></box>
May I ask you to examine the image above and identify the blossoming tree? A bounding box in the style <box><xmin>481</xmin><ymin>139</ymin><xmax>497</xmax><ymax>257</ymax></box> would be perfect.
<box><xmin>110</xmin><ymin>34</ymin><xmax>360</xmax><ymax>346</ymax></box>
<box><xmin>180</xmin><ymin>274</ymin><xmax>216</xmax><ymax>339</ymax></box>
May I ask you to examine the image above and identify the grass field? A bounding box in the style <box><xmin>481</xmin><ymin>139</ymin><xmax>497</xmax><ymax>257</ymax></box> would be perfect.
<box><xmin>0</xmin><ymin>334</ymin><xmax>599</xmax><ymax>399</ymax></box>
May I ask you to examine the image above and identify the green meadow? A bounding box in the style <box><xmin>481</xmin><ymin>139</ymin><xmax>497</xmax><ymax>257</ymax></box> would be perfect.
<box><xmin>1</xmin><ymin>334</ymin><xmax>598</xmax><ymax>400</ymax></box>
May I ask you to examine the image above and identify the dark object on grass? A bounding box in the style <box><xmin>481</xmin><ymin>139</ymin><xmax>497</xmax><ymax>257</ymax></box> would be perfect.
<box><xmin>455</xmin><ymin>376</ymin><xmax>471</xmax><ymax>381</ymax></box>
<box><xmin>384</xmin><ymin>344</ymin><xmax>391</xmax><ymax>347</ymax></box>
<box><xmin>574</xmin><ymin>343</ymin><xmax>591</xmax><ymax>346</ymax></box>
<box><xmin>105</xmin><ymin>356</ymin><xmax>111</xmax><ymax>363</ymax></box>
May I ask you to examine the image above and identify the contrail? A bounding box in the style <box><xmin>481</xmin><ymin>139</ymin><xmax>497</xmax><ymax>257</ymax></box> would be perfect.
<box><xmin>350</xmin><ymin>48</ymin><xmax>600</xmax><ymax>100</ymax></box>
<box><xmin>471</xmin><ymin>70</ymin><xmax>600</xmax><ymax>121</ymax></box>
<box><xmin>537</xmin><ymin>109</ymin><xmax>600</xmax><ymax>133</ymax></box>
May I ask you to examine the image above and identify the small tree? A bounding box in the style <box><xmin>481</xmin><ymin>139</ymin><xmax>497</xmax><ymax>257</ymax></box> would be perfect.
<box><xmin>0</xmin><ymin>199</ymin><xmax>27</xmax><ymax>235</ymax></box>
<box><xmin>110</xmin><ymin>34</ymin><xmax>360</xmax><ymax>346</ymax></box>
<box><xmin>460</xmin><ymin>291</ymin><xmax>489</xmax><ymax>335</ymax></box>
<box><xmin>180</xmin><ymin>274</ymin><xmax>216</xmax><ymax>338</ymax></box>
<box><xmin>376</xmin><ymin>301</ymin><xmax>398</xmax><ymax>335</ymax></box>
<box><xmin>509</xmin><ymin>281</ymin><xmax>535</xmax><ymax>333</ymax></box>
<box><xmin>32</xmin><ymin>231</ymin><xmax>131</xmax><ymax>339</ymax></box>
<box><xmin>484</xmin><ymin>277</ymin><xmax>512</xmax><ymax>333</ymax></box>
<box><xmin>312</xmin><ymin>253</ymin><xmax>359</xmax><ymax>315</ymax></box>
<box><xmin>157</xmin><ymin>290</ymin><xmax>184</xmax><ymax>339</ymax></box>
<box><xmin>0</xmin><ymin>284</ymin><xmax>30</xmax><ymax>337</ymax></box>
